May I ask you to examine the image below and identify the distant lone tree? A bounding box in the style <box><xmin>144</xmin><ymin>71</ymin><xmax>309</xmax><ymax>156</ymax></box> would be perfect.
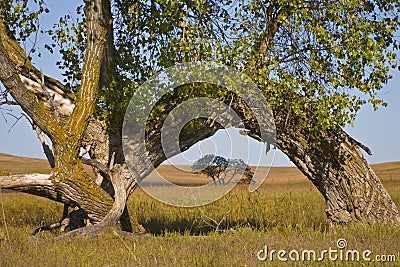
<box><xmin>192</xmin><ymin>155</ymin><xmax>254</xmax><ymax>185</ymax></box>
<box><xmin>192</xmin><ymin>154</ymin><xmax>228</xmax><ymax>185</ymax></box>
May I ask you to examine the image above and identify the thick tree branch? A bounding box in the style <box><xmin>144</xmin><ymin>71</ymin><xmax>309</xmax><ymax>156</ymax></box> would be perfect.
<box><xmin>99</xmin><ymin>0</ymin><xmax>117</xmax><ymax>87</ymax></box>
<box><xmin>66</xmin><ymin>0</ymin><xmax>109</xmax><ymax>142</ymax></box>
<box><xmin>81</xmin><ymin>157</ymin><xmax>110</xmax><ymax>179</ymax></box>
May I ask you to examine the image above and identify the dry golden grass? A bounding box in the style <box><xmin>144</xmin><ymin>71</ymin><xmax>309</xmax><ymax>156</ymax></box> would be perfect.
<box><xmin>1</xmin><ymin>153</ymin><xmax>400</xmax><ymax>266</ymax></box>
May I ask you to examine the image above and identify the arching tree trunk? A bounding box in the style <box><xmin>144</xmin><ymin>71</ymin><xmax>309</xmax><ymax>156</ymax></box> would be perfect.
<box><xmin>226</xmin><ymin>92</ymin><xmax>400</xmax><ymax>224</ymax></box>
<box><xmin>276</xmin><ymin>122</ymin><xmax>400</xmax><ymax>223</ymax></box>
<box><xmin>242</xmin><ymin>13</ymin><xmax>400</xmax><ymax>224</ymax></box>
<box><xmin>1</xmin><ymin>67</ymin><xmax>399</xmax><ymax>228</ymax></box>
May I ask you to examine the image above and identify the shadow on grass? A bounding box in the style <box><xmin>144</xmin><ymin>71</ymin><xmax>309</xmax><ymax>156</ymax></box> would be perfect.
<box><xmin>138</xmin><ymin>216</ymin><xmax>283</xmax><ymax>236</ymax></box>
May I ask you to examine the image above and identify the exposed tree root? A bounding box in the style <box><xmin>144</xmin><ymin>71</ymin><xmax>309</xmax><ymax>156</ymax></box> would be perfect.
<box><xmin>47</xmin><ymin>164</ymin><xmax>134</xmax><ymax>240</ymax></box>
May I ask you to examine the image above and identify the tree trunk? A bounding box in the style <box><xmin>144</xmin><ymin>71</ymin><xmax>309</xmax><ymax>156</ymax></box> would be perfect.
<box><xmin>0</xmin><ymin>0</ymin><xmax>117</xmax><ymax>225</ymax></box>
<box><xmin>242</xmin><ymin>15</ymin><xmax>400</xmax><ymax>223</ymax></box>
<box><xmin>224</xmin><ymin>91</ymin><xmax>400</xmax><ymax>224</ymax></box>
<box><xmin>277</xmin><ymin>126</ymin><xmax>400</xmax><ymax>224</ymax></box>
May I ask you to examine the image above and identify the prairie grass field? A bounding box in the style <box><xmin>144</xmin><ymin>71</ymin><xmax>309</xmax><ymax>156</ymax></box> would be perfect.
<box><xmin>0</xmin><ymin>154</ymin><xmax>400</xmax><ymax>266</ymax></box>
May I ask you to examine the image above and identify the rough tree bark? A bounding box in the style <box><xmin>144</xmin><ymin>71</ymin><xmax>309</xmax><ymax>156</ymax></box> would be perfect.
<box><xmin>0</xmin><ymin>0</ymin><xmax>115</xmax><ymax>225</ymax></box>
<box><xmin>275</xmin><ymin>109</ymin><xmax>400</xmax><ymax>223</ymax></box>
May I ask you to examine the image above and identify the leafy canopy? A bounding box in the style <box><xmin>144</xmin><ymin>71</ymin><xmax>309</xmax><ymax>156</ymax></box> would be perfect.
<box><xmin>4</xmin><ymin>0</ymin><xmax>400</xmax><ymax>132</ymax></box>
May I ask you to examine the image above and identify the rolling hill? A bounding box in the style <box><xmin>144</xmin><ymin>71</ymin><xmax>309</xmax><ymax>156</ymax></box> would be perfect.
<box><xmin>1</xmin><ymin>153</ymin><xmax>399</xmax><ymax>186</ymax></box>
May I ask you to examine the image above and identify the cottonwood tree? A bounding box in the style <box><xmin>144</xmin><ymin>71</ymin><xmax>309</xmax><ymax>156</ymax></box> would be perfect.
<box><xmin>0</xmin><ymin>0</ymin><xmax>399</xmax><ymax>237</ymax></box>
<box><xmin>192</xmin><ymin>155</ymin><xmax>253</xmax><ymax>185</ymax></box>
<box><xmin>192</xmin><ymin>155</ymin><xmax>228</xmax><ymax>185</ymax></box>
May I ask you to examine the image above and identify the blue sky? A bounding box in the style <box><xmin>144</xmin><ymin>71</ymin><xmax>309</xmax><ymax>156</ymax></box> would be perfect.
<box><xmin>0</xmin><ymin>1</ymin><xmax>399</xmax><ymax>167</ymax></box>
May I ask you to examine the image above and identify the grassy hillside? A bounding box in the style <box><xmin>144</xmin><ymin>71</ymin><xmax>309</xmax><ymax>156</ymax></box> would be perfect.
<box><xmin>0</xmin><ymin>153</ymin><xmax>51</xmax><ymax>174</ymax></box>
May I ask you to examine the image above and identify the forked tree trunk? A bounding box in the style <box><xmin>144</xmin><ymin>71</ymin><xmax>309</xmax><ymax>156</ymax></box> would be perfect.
<box><xmin>0</xmin><ymin>0</ymin><xmax>117</xmax><ymax>226</ymax></box>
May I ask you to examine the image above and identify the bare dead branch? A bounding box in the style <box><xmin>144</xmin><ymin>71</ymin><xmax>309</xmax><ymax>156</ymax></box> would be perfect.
<box><xmin>6</xmin><ymin>113</ymin><xmax>23</xmax><ymax>133</ymax></box>
<box><xmin>346</xmin><ymin>133</ymin><xmax>373</xmax><ymax>156</ymax></box>
<box><xmin>0</xmin><ymin>173</ymin><xmax>74</xmax><ymax>206</ymax></box>
<box><xmin>0</xmin><ymin>173</ymin><xmax>52</xmax><ymax>188</ymax></box>
<box><xmin>0</xmin><ymin>100</ymin><xmax>18</xmax><ymax>106</ymax></box>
